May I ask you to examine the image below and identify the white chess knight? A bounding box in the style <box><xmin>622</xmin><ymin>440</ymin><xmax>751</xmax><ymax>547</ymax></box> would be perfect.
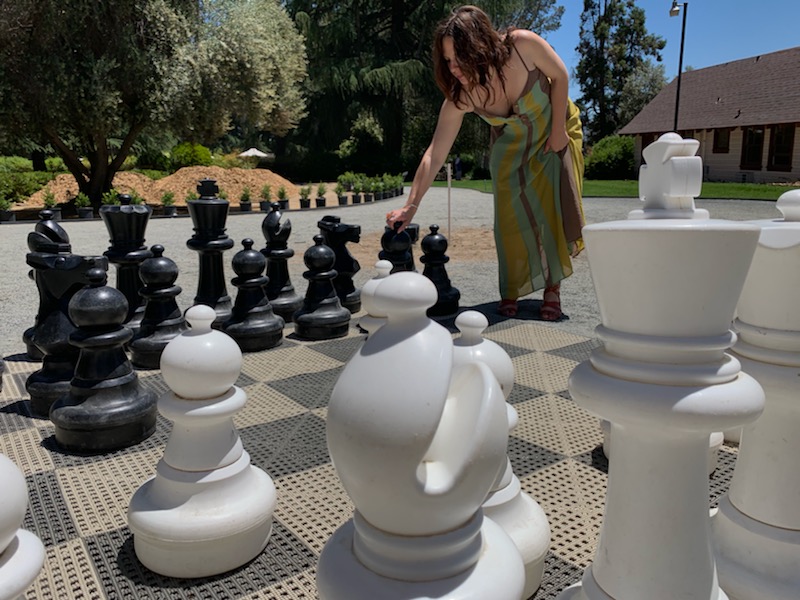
<box><xmin>559</xmin><ymin>133</ymin><xmax>764</xmax><ymax>600</ymax></box>
<box><xmin>0</xmin><ymin>453</ymin><xmax>45</xmax><ymax>600</ymax></box>
<box><xmin>127</xmin><ymin>305</ymin><xmax>276</xmax><ymax>578</ymax></box>
<box><xmin>453</xmin><ymin>310</ymin><xmax>550</xmax><ymax>599</ymax></box>
<box><xmin>712</xmin><ymin>189</ymin><xmax>800</xmax><ymax>600</ymax></box>
<box><xmin>318</xmin><ymin>272</ymin><xmax>524</xmax><ymax>599</ymax></box>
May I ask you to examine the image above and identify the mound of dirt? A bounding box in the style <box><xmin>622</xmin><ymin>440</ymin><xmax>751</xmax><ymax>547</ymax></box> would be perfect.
<box><xmin>19</xmin><ymin>167</ymin><xmax>302</xmax><ymax>209</ymax></box>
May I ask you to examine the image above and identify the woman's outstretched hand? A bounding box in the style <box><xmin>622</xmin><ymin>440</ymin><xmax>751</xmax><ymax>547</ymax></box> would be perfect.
<box><xmin>386</xmin><ymin>205</ymin><xmax>417</xmax><ymax>233</ymax></box>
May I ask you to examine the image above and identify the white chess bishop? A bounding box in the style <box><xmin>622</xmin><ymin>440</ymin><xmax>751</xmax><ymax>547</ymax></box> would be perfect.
<box><xmin>318</xmin><ymin>271</ymin><xmax>525</xmax><ymax>599</ymax></box>
<box><xmin>127</xmin><ymin>304</ymin><xmax>276</xmax><ymax>578</ymax></box>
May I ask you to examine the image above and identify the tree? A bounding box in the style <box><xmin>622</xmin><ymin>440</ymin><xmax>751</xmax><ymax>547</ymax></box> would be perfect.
<box><xmin>575</xmin><ymin>0</ymin><xmax>665</xmax><ymax>143</ymax></box>
<box><xmin>617</xmin><ymin>61</ymin><xmax>666</xmax><ymax>128</ymax></box>
<box><xmin>283</xmin><ymin>0</ymin><xmax>565</xmax><ymax>177</ymax></box>
<box><xmin>0</xmin><ymin>0</ymin><xmax>307</xmax><ymax>204</ymax></box>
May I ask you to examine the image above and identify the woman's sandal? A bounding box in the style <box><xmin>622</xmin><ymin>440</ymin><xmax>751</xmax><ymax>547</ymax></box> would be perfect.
<box><xmin>498</xmin><ymin>299</ymin><xmax>518</xmax><ymax>318</ymax></box>
<box><xmin>540</xmin><ymin>285</ymin><xmax>562</xmax><ymax>321</ymax></box>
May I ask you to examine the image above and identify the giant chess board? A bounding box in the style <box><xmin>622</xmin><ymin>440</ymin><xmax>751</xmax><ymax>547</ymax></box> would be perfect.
<box><xmin>1</xmin><ymin>316</ymin><xmax>739</xmax><ymax>600</ymax></box>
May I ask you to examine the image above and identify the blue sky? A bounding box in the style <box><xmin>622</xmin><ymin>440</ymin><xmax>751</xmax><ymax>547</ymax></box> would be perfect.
<box><xmin>537</xmin><ymin>0</ymin><xmax>800</xmax><ymax>99</ymax></box>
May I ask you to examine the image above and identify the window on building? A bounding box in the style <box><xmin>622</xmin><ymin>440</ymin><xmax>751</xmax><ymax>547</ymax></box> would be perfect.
<box><xmin>767</xmin><ymin>124</ymin><xmax>795</xmax><ymax>171</ymax></box>
<box><xmin>713</xmin><ymin>128</ymin><xmax>730</xmax><ymax>153</ymax></box>
<box><xmin>740</xmin><ymin>126</ymin><xmax>764</xmax><ymax>170</ymax></box>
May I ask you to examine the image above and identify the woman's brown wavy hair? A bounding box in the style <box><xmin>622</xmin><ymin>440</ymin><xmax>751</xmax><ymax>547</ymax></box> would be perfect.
<box><xmin>433</xmin><ymin>5</ymin><xmax>514</xmax><ymax>109</ymax></box>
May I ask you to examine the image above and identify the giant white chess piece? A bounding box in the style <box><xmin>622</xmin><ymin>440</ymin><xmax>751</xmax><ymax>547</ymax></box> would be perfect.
<box><xmin>712</xmin><ymin>189</ymin><xmax>800</xmax><ymax>600</ymax></box>
<box><xmin>453</xmin><ymin>310</ymin><xmax>550</xmax><ymax>598</ymax></box>
<box><xmin>0</xmin><ymin>453</ymin><xmax>45</xmax><ymax>600</ymax></box>
<box><xmin>127</xmin><ymin>305</ymin><xmax>276</xmax><ymax>578</ymax></box>
<box><xmin>559</xmin><ymin>133</ymin><xmax>764</xmax><ymax>600</ymax></box>
<box><xmin>357</xmin><ymin>259</ymin><xmax>393</xmax><ymax>336</ymax></box>
<box><xmin>318</xmin><ymin>272</ymin><xmax>524</xmax><ymax>599</ymax></box>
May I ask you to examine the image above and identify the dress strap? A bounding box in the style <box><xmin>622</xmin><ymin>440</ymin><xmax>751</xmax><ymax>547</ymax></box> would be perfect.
<box><xmin>513</xmin><ymin>43</ymin><xmax>531</xmax><ymax>72</ymax></box>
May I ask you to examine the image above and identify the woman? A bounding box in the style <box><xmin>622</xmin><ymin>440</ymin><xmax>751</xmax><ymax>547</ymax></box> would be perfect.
<box><xmin>386</xmin><ymin>5</ymin><xmax>584</xmax><ymax>320</ymax></box>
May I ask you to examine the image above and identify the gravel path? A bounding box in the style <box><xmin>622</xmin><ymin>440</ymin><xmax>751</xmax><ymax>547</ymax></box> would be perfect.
<box><xmin>0</xmin><ymin>189</ymin><xmax>782</xmax><ymax>359</ymax></box>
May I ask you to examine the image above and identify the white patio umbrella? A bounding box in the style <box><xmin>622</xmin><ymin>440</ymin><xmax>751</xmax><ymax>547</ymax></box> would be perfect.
<box><xmin>238</xmin><ymin>147</ymin><xmax>270</xmax><ymax>158</ymax></box>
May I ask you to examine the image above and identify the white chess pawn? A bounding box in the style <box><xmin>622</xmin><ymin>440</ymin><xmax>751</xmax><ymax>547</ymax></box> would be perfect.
<box><xmin>127</xmin><ymin>304</ymin><xmax>276</xmax><ymax>578</ymax></box>
<box><xmin>319</xmin><ymin>272</ymin><xmax>524</xmax><ymax>599</ymax></box>
<box><xmin>357</xmin><ymin>259</ymin><xmax>393</xmax><ymax>336</ymax></box>
<box><xmin>0</xmin><ymin>453</ymin><xmax>45</xmax><ymax>600</ymax></box>
<box><xmin>453</xmin><ymin>310</ymin><xmax>551</xmax><ymax>599</ymax></box>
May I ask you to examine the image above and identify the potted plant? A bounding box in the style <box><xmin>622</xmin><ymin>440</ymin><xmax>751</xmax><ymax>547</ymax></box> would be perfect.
<box><xmin>161</xmin><ymin>191</ymin><xmax>177</xmax><ymax>217</ymax></box>
<box><xmin>276</xmin><ymin>185</ymin><xmax>289</xmax><ymax>210</ymax></box>
<box><xmin>352</xmin><ymin>180</ymin><xmax>363</xmax><ymax>204</ymax></box>
<box><xmin>259</xmin><ymin>184</ymin><xmax>272</xmax><ymax>211</ymax></box>
<box><xmin>102</xmin><ymin>189</ymin><xmax>121</xmax><ymax>205</ymax></box>
<box><xmin>315</xmin><ymin>182</ymin><xmax>327</xmax><ymax>208</ymax></box>
<box><xmin>363</xmin><ymin>179</ymin><xmax>375</xmax><ymax>203</ymax></box>
<box><xmin>75</xmin><ymin>192</ymin><xmax>93</xmax><ymax>219</ymax></box>
<box><xmin>43</xmin><ymin>189</ymin><xmax>61</xmax><ymax>220</ymax></box>
<box><xmin>239</xmin><ymin>187</ymin><xmax>252</xmax><ymax>213</ymax></box>
<box><xmin>299</xmin><ymin>185</ymin><xmax>312</xmax><ymax>209</ymax></box>
<box><xmin>335</xmin><ymin>182</ymin><xmax>347</xmax><ymax>206</ymax></box>
<box><xmin>0</xmin><ymin>197</ymin><xmax>15</xmax><ymax>222</ymax></box>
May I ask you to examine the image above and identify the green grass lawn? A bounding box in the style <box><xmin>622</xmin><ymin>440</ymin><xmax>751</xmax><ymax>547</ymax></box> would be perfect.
<box><xmin>432</xmin><ymin>179</ymin><xmax>799</xmax><ymax>200</ymax></box>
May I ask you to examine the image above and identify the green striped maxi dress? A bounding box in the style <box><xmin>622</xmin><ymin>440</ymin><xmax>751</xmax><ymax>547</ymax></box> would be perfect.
<box><xmin>477</xmin><ymin>68</ymin><xmax>585</xmax><ymax>300</ymax></box>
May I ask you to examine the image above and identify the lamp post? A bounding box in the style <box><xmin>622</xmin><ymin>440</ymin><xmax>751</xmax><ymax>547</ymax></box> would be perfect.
<box><xmin>670</xmin><ymin>0</ymin><xmax>688</xmax><ymax>132</ymax></box>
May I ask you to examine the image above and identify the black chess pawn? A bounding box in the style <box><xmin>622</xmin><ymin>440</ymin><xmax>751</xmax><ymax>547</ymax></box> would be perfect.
<box><xmin>318</xmin><ymin>215</ymin><xmax>362</xmax><ymax>313</ymax></box>
<box><xmin>293</xmin><ymin>235</ymin><xmax>351</xmax><ymax>340</ymax></box>
<box><xmin>50</xmin><ymin>268</ymin><xmax>157</xmax><ymax>453</ymax></box>
<box><xmin>24</xmin><ymin>252</ymin><xmax>107</xmax><ymax>417</ymax></box>
<box><xmin>129</xmin><ymin>245</ymin><xmax>189</xmax><ymax>369</ymax></box>
<box><xmin>379</xmin><ymin>221</ymin><xmax>415</xmax><ymax>273</ymax></box>
<box><xmin>100</xmin><ymin>193</ymin><xmax>153</xmax><ymax>335</ymax></box>
<box><xmin>186</xmin><ymin>178</ymin><xmax>234</xmax><ymax>328</ymax></box>
<box><xmin>261</xmin><ymin>202</ymin><xmax>302</xmax><ymax>322</ymax></box>
<box><xmin>223</xmin><ymin>238</ymin><xmax>284</xmax><ymax>352</ymax></box>
<box><xmin>421</xmin><ymin>224</ymin><xmax>461</xmax><ymax>317</ymax></box>
<box><xmin>23</xmin><ymin>210</ymin><xmax>73</xmax><ymax>360</ymax></box>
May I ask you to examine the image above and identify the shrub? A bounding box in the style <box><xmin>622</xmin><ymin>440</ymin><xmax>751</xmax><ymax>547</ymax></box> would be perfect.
<box><xmin>240</xmin><ymin>187</ymin><xmax>251</xmax><ymax>203</ymax></box>
<box><xmin>277</xmin><ymin>186</ymin><xmax>288</xmax><ymax>201</ymax></box>
<box><xmin>0</xmin><ymin>156</ymin><xmax>33</xmax><ymax>172</ymax></box>
<box><xmin>161</xmin><ymin>191</ymin><xmax>175</xmax><ymax>206</ymax></box>
<box><xmin>171</xmin><ymin>142</ymin><xmax>212</xmax><ymax>169</ymax></box>
<box><xmin>0</xmin><ymin>172</ymin><xmax>54</xmax><ymax>202</ymax></box>
<box><xmin>299</xmin><ymin>185</ymin><xmax>311</xmax><ymax>199</ymax></box>
<box><xmin>136</xmin><ymin>149</ymin><xmax>172</xmax><ymax>172</ymax></box>
<box><xmin>185</xmin><ymin>190</ymin><xmax>199</xmax><ymax>202</ymax></box>
<box><xmin>585</xmin><ymin>135</ymin><xmax>635</xmax><ymax>180</ymax></box>
<box><xmin>334</xmin><ymin>182</ymin><xmax>345</xmax><ymax>196</ymax></box>
<box><xmin>101</xmin><ymin>189</ymin><xmax>120</xmax><ymax>205</ymax></box>
<box><xmin>43</xmin><ymin>190</ymin><xmax>57</xmax><ymax>207</ymax></box>
<box><xmin>316</xmin><ymin>182</ymin><xmax>327</xmax><ymax>197</ymax></box>
<box><xmin>74</xmin><ymin>192</ymin><xmax>91</xmax><ymax>207</ymax></box>
<box><xmin>260</xmin><ymin>184</ymin><xmax>271</xmax><ymax>201</ymax></box>
<box><xmin>45</xmin><ymin>157</ymin><xmax>67</xmax><ymax>172</ymax></box>
<box><xmin>0</xmin><ymin>197</ymin><xmax>12</xmax><ymax>211</ymax></box>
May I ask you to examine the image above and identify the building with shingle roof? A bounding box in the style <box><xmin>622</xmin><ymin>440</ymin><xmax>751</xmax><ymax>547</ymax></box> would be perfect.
<box><xmin>619</xmin><ymin>46</ymin><xmax>800</xmax><ymax>183</ymax></box>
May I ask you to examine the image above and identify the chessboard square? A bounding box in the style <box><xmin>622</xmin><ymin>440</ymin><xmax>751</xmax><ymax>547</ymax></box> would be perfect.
<box><xmin>136</xmin><ymin>371</ymin><xmax>172</xmax><ymax>396</ymax></box>
<box><xmin>0</xmin><ymin>400</ymin><xmax>35</xmax><ymax>435</ymax></box>
<box><xmin>25</xmin><ymin>537</ymin><xmax>105</xmax><ymax>600</ymax></box>
<box><xmin>240</xmin><ymin>412</ymin><xmax>330</xmax><ymax>479</ymax></box>
<box><xmin>306</xmin><ymin>333</ymin><xmax>365</xmax><ymax>363</ymax></box>
<box><xmin>533</xmin><ymin>552</ymin><xmax>586</xmax><ymax>600</ymax></box>
<box><xmin>241</xmin><ymin>344</ymin><xmax>345</xmax><ymax>382</ymax></box>
<box><xmin>507</xmin><ymin>383</ymin><xmax>547</xmax><ymax>406</ymax></box>
<box><xmin>572</xmin><ymin>445</ymin><xmax>609</xmax><ymax>474</ymax></box>
<box><xmin>274</xmin><ymin>463</ymin><xmax>354</xmax><ymax>554</ymax></box>
<box><xmin>507</xmin><ymin>435</ymin><xmax>566</xmax><ymax>478</ymax></box>
<box><xmin>238</xmin><ymin>568</ymin><xmax>318</xmax><ymax>600</ymax></box>
<box><xmin>0</xmin><ymin>425</ymin><xmax>53</xmax><ymax>475</ymax></box>
<box><xmin>235</xmin><ymin>383</ymin><xmax>308</xmax><ymax>429</ymax></box>
<box><xmin>485</xmin><ymin>321</ymin><xmax>591</xmax><ymax>352</ymax></box>
<box><xmin>549</xmin><ymin>394</ymin><xmax>598</xmax><ymax>429</ymax></box>
<box><xmin>86</xmin><ymin>521</ymin><xmax>316</xmax><ymax>598</ymax></box>
<box><xmin>56</xmin><ymin>445</ymin><xmax>164</xmax><ymax>537</ymax></box>
<box><xmin>545</xmin><ymin>339</ymin><xmax>602</xmax><ymax>364</ymax></box>
<box><xmin>512</xmin><ymin>352</ymin><xmax>580</xmax><ymax>395</ymax></box>
<box><xmin>515</xmin><ymin>399</ymin><xmax>604</xmax><ymax>458</ymax></box>
<box><xmin>267</xmin><ymin>366</ymin><xmax>344</xmax><ymax>410</ymax></box>
<box><xmin>23</xmin><ymin>471</ymin><xmax>80</xmax><ymax>547</ymax></box>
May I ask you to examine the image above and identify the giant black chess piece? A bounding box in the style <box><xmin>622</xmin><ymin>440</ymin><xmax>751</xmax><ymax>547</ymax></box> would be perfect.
<box><xmin>50</xmin><ymin>268</ymin><xmax>157</xmax><ymax>452</ymax></box>
<box><xmin>129</xmin><ymin>245</ymin><xmax>188</xmax><ymax>369</ymax></box>
<box><xmin>421</xmin><ymin>224</ymin><xmax>460</xmax><ymax>317</ymax></box>
<box><xmin>100</xmin><ymin>194</ymin><xmax>153</xmax><ymax>335</ymax></box>
<box><xmin>379</xmin><ymin>221</ymin><xmax>415</xmax><ymax>273</ymax></box>
<box><xmin>187</xmin><ymin>179</ymin><xmax>234</xmax><ymax>328</ymax></box>
<box><xmin>261</xmin><ymin>202</ymin><xmax>302</xmax><ymax>322</ymax></box>
<box><xmin>23</xmin><ymin>210</ymin><xmax>73</xmax><ymax>360</ymax></box>
<box><xmin>293</xmin><ymin>235</ymin><xmax>350</xmax><ymax>340</ymax></box>
<box><xmin>318</xmin><ymin>215</ymin><xmax>362</xmax><ymax>313</ymax></box>
<box><xmin>25</xmin><ymin>231</ymin><xmax>107</xmax><ymax>417</ymax></box>
<box><xmin>223</xmin><ymin>238</ymin><xmax>284</xmax><ymax>352</ymax></box>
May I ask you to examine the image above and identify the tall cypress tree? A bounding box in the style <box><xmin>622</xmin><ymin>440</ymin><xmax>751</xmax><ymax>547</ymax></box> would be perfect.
<box><xmin>575</xmin><ymin>0</ymin><xmax>665</xmax><ymax>143</ymax></box>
